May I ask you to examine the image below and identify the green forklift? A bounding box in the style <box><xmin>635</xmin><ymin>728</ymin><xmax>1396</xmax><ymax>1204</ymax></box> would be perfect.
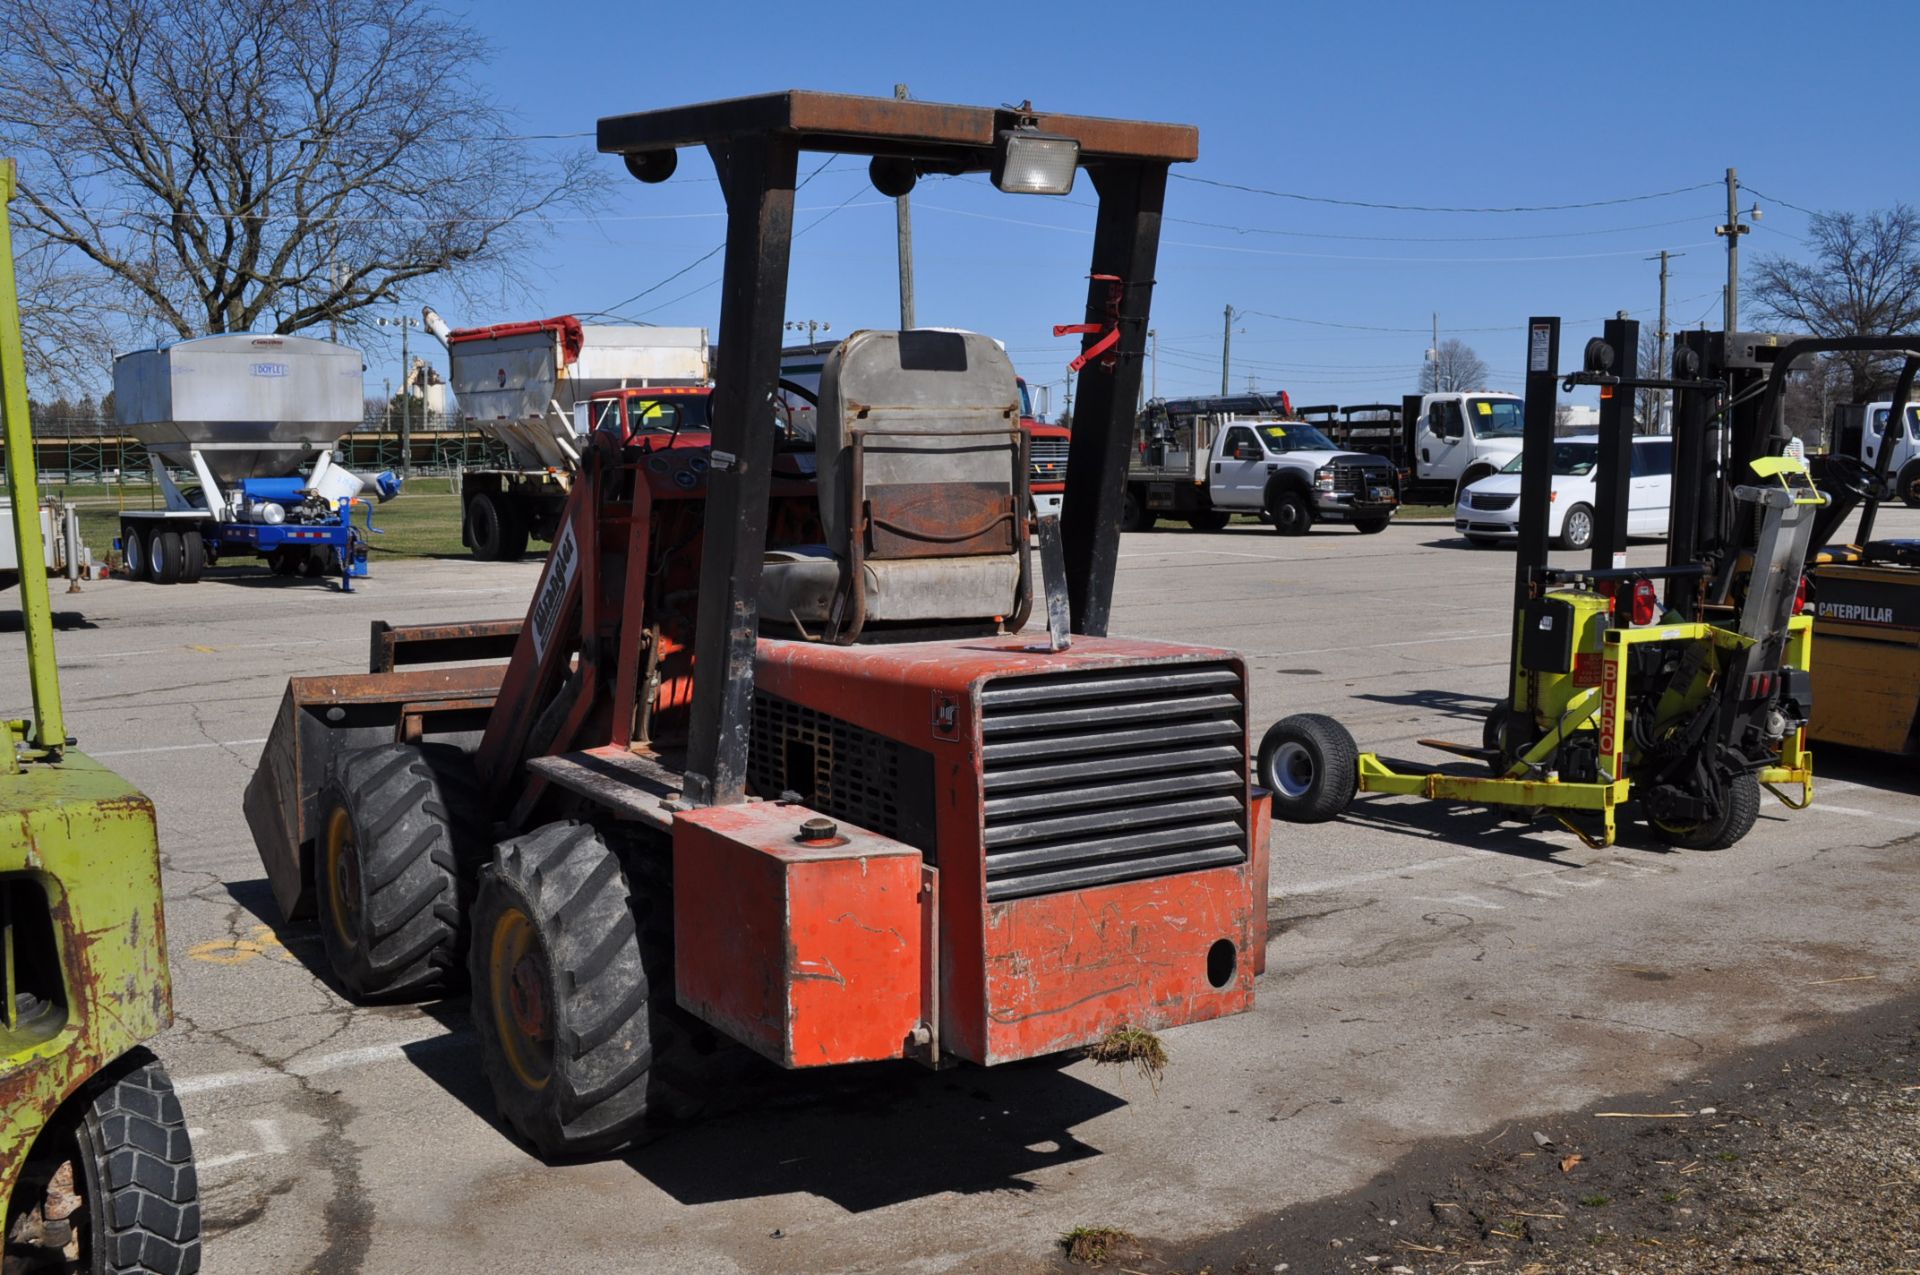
<box><xmin>0</xmin><ymin>160</ymin><xmax>201</xmax><ymax>1273</ymax></box>
<box><xmin>1260</xmin><ymin>316</ymin><xmax>1819</xmax><ymax>851</ymax></box>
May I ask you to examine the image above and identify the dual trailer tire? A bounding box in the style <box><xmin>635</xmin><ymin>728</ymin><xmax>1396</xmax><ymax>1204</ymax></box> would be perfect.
<box><xmin>120</xmin><ymin>527</ymin><xmax>204</xmax><ymax>584</ymax></box>
<box><xmin>467</xmin><ymin>493</ymin><xmax>530</xmax><ymax>562</ymax></box>
<box><xmin>1257</xmin><ymin>713</ymin><xmax>1358</xmax><ymax>823</ymax></box>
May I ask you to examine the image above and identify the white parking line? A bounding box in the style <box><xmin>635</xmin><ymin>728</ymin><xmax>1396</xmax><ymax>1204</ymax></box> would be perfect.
<box><xmin>1812</xmin><ymin>803</ymin><xmax>1920</xmax><ymax>830</ymax></box>
<box><xmin>91</xmin><ymin>738</ymin><xmax>269</xmax><ymax>759</ymax></box>
<box><xmin>1278</xmin><ymin>849</ymin><xmax>1493</xmax><ymax>897</ymax></box>
<box><xmin>174</xmin><ymin>1030</ymin><xmax>465</xmax><ymax>1096</ymax></box>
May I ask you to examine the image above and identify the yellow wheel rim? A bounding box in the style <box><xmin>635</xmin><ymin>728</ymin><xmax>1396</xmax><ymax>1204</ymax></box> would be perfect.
<box><xmin>324</xmin><ymin>806</ymin><xmax>361</xmax><ymax>952</ymax></box>
<box><xmin>488</xmin><ymin>906</ymin><xmax>552</xmax><ymax>1091</ymax></box>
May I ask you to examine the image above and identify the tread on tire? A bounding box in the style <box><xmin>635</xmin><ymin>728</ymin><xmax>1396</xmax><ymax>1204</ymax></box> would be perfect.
<box><xmin>316</xmin><ymin>742</ymin><xmax>486</xmax><ymax>1001</ymax></box>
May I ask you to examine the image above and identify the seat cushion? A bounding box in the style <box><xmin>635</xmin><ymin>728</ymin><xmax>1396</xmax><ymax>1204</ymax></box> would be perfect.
<box><xmin>759</xmin><ymin>546</ymin><xmax>840</xmax><ymax>625</ymax></box>
<box><xmin>759</xmin><ymin>547</ymin><xmax>1023</xmax><ymax>628</ymax></box>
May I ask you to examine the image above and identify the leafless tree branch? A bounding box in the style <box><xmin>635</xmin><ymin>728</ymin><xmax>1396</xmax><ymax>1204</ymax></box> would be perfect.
<box><xmin>0</xmin><ymin>0</ymin><xmax>602</xmax><ymax>390</ymax></box>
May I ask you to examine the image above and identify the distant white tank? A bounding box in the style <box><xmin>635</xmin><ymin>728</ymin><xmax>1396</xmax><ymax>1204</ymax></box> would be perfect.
<box><xmin>113</xmin><ymin>334</ymin><xmax>364</xmax><ymax>484</ymax></box>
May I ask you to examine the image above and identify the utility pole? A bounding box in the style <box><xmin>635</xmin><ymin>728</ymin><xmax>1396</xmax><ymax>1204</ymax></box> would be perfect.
<box><xmin>1221</xmin><ymin>304</ymin><xmax>1235</xmax><ymax>396</ymax></box>
<box><xmin>376</xmin><ymin>314</ymin><xmax>423</xmax><ymax>476</ymax></box>
<box><xmin>893</xmin><ymin>83</ymin><xmax>916</xmax><ymax>330</ymax></box>
<box><xmin>1715</xmin><ymin>167</ymin><xmax>1750</xmax><ymax>334</ymax></box>
<box><xmin>1646</xmin><ymin>250</ymin><xmax>1683</xmax><ymax>431</ymax></box>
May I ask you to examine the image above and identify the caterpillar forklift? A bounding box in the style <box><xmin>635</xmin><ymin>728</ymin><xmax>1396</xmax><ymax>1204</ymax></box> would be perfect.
<box><xmin>1260</xmin><ymin>316</ymin><xmax>1819</xmax><ymax>851</ymax></box>
<box><xmin>1795</xmin><ymin>341</ymin><xmax>1920</xmax><ymax>757</ymax></box>
<box><xmin>243</xmin><ymin>91</ymin><xmax>1269</xmax><ymax>1159</ymax></box>
<box><xmin>0</xmin><ymin>162</ymin><xmax>200</xmax><ymax>1272</ymax></box>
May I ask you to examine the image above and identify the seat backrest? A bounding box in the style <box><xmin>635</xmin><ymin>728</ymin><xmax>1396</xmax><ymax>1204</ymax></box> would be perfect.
<box><xmin>814</xmin><ymin>329</ymin><xmax>1029</xmax><ymax>632</ymax></box>
<box><xmin>817</xmin><ymin>329</ymin><xmax>1025</xmax><ymax>554</ymax></box>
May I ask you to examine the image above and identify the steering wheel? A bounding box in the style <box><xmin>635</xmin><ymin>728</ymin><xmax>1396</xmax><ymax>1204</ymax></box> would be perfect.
<box><xmin>1823</xmin><ymin>453</ymin><xmax>1892</xmax><ymax>503</ymax></box>
<box><xmin>772</xmin><ymin>376</ymin><xmax>819</xmax><ymax>448</ymax></box>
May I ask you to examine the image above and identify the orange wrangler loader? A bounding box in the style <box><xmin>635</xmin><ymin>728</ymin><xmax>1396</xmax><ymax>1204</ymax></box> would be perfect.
<box><xmin>242</xmin><ymin>90</ymin><xmax>1269</xmax><ymax>1158</ymax></box>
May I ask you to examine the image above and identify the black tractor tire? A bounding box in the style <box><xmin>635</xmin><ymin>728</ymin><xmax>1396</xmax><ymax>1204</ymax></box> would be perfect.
<box><xmin>1186</xmin><ymin>509</ymin><xmax>1231</xmax><ymax>532</ymax></box>
<box><xmin>1647</xmin><ymin>771</ymin><xmax>1761</xmax><ymax>852</ymax></box>
<box><xmin>1257</xmin><ymin>713</ymin><xmax>1359</xmax><ymax>823</ymax></box>
<box><xmin>1899</xmin><ymin>460</ymin><xmax>1920</xmax><ymax>509</ymax></box>
<box><xmin>148</xmin><ymin>531</ymin><xmax>184</xmax><ymax>585</ymax></box>
<box><xmin>1353</xmin><ymin>516</ymin><xmax>1391</xmax><ymax>534</ymax></box>
<box><xmin>298</xmin><ymin>548</ymin><xmax>331</xmax><ymax>579</ymax></box>
<box><xmin>179</xmin><ymin>531</ymin><xmax>206</xmax><ymax>584</ymax></box>
<box><xmin>1119</xmin><ymin>487</ymin><xmax>1153</xmax><ymax>533</ymax></box>
<box><xmin>266</xmin><ymin>548</ymin><xmax>298</xmax><ymax>576</ymax></box>
<box><xmin>1267</xmin><ymin>489</ymin><xmax>1315</xmax><ymax>536</ymax></box>
<box><xmin>1556</xmin><ymin>502</ymin><xmax>1595</xmax><ymax>552</ymax></box>
<box><xmin>468</xmin><ymin>492</ymin><xmax>528</xmax><ymax>561</ymax></box>
<box><xmin>73</xmin><ymin>1047</ymin><xmax>202</xmax><ymax>1274</ymax></box>
<box><xmin>470</xmin><ymin>821</ymin><xmax>687</xmax><ymax>1159</ymax></box>
<box><xmin>120</xmin><ymin>526</ymin><xmax>148</xmax><ymax>582</ymax></box>
<box><xmin>315</xmin><ymin>742</ymin><xmax>486</xmax><ymax>1001</ymax></box>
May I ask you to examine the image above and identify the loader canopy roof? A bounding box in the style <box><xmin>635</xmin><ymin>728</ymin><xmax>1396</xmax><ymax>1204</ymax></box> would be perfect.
<box><xmin>597</xmin><ymin>90</ymin><xmax>1198</xmax><ymax>168</ymax></box>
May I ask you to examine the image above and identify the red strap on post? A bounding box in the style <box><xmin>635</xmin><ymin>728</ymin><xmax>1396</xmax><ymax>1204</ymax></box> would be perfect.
<box><xmin>1054</xmin><ymin>273</ymin><xmax>1127</xmax><ymax>373</ymax></box>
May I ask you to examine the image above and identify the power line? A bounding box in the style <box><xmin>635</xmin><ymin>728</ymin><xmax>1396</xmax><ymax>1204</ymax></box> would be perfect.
<box><xmin>1170</xmin><ymin>173</ymin><xmax>1722</xmax><ymax>214</ymax></box>
<box><xmin>1736</xmin><ymin>185</ymin><xmax>1821</xmax><ymax>219</ymax></box>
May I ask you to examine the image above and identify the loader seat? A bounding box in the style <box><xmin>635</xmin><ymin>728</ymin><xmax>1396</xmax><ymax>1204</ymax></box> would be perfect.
<box><xmin>758</xmin><ymin>329</ymin><xmax>1030</xmax><ymax>638</ymax></box>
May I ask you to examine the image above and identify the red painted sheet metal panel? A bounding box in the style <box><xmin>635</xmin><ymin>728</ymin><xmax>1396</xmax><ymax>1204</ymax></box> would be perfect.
<box><xmin>751</xmin><ymin>634</ymin><xmax>1255</xmax><ymax>1066</ymax></box>
<box><xmin>671</xmin><ymin>802</ymin><xmax>925</xmax><ymax>1068</ymax></box>
<box><xmin>981</xmin><ymin>862</ymin><xmax>1256</xmax><ymax>1065</ymax></box>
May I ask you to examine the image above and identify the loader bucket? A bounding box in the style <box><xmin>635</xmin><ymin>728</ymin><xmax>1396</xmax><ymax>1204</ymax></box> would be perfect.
<box><xmin>243</xmin><ymin>664</ymin><xmax>504</xmax><ymax>920</ymax></box>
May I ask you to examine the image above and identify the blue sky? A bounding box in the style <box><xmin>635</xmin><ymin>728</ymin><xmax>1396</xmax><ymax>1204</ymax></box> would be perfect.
<box><xmin>383</xmin><ymin>0</ymin><xmax>1904</xmax><ymax>414</ymax></box>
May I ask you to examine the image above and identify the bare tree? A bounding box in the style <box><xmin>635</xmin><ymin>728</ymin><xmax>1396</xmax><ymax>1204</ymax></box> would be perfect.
<box><xmin>1751</xmin><ymin>205</ymin><xmax>1920</xmax><ymax>399</ymax></box>
<box><xmin>0</xmin><ymin>0</ymin><xmax>598</xmax><ymax>385</ymax></box>
<box><xmin>1420</xmin><ymin>338</ymin><xmax>1488</xmax><ymax>393</ymax></box>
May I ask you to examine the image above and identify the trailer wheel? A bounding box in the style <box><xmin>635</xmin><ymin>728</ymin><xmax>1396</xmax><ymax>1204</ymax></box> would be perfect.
<box><xmin>179</xmin><ymin>531</ymin><xmax>206</xmax><ymax>583</ymax></box>
<box><xmin>316</xmin><ymin>742</ymin><xmax>485</xmax><ymax>1001</ymax></box>
<box><xmin>1267</xmin><ymin>490</ymin><xmax>1314</xmax><ymax>536</ymax></box>
<box><xmin>1647</xmin><ymin>770</ymin><xmax>1760</xmax><ymax>851</ymax></box>
<box><xmin>148</xmin><ymin>531</ymin><xmax>184</xmax><ymax>584</ymax></box>
<box><xmin>1899</xmin><ymin>460</ymin><xmax>1920</xmax><ymax>509</ymax></box>
<box><xmin>72</xmin><ymin>1047</ymin><xmax>202</xmax><ymax>1275</ymax></box>
<box><xmin>1257</xmin><ymin>713</ymin><xmax>1358</xmax><ymax>823</ymax></box>
<box><xmin>468</xmin><ymin>493</ymin><xmax>527</xmax><ymax>561</ymax></box>
<box><xmin>1555</xmin><ymin>503</ymin><xmax>1595</xmax><ymax>551</ymax></box>
<box><xmin>1353</xmin><ymin>516</ymin><xmax>1390</xmax><ymax>534</ymax></box>
<box><xmin>1186</xmin><ymin>510</ymin><xmax>1231</xmax><ymax>532</ymax></box>
<box><xmin>1119</xmin><ymin>488</ymin><xmax>1153</xmax><ymax>533</ymax></box>
<box><xmin>120</xmin><ymin>526</ymin><xmax>147</xmax><ymax>582</ymax></box>
<box><xmin>470</xmin><ymin>821</ymin><xmax>678</xmax><ymax>1158</ymax></box>
<box><xmin>267</xmin><ymin>548</ymin><xmax>298</xmax><ymax>576</ymax></box>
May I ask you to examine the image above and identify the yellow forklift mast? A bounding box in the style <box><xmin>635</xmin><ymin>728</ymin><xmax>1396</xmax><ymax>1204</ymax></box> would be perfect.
<box><xmin>0</xmin><ymin>158</ymin><xmax>201</xmax><ymax>1273</ymax></box>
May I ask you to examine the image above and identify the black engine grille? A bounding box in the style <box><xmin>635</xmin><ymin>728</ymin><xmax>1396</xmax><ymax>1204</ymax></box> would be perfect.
<box><xmin>1331</xmin><ymin>462</ymin><xmax>1391</xmax><ymax>496</ymax></box>
<box><xmin>748</xmin><ymin>692</ymin><xmax>936</xmax><ymax>854</ymax></box>
<box><xmin>978</xmin><ymin>662</ymin><xmax>1248</xmax><ymax>902</ymax></box>
<box><xmin>1469</xmin><ymin>492</ymin><xmax>1517</xmax><ymax>512</ymax></box>
<box><xmin>1030</xmin><ymin>436</ymin><xmax>1070</xmax><ymax>487</ymax></box>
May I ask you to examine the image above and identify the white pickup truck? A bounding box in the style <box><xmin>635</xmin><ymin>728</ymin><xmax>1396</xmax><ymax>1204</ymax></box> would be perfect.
<box><xmin>1828</xmin><ymin>400</ymin><xmax>1920</xmax><ymax>508</ymax></box>
<box><xmin>1127</xmin><ymin>396</ymin><xmax>1399</xmax><ymax>534</ymax></box>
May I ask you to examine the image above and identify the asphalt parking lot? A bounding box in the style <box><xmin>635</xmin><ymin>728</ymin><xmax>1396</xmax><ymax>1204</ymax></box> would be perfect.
<box><xmin>7</xmin><ymin>507</ymin><xmax>1917</xmax><ymax>1274</ymax></box>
